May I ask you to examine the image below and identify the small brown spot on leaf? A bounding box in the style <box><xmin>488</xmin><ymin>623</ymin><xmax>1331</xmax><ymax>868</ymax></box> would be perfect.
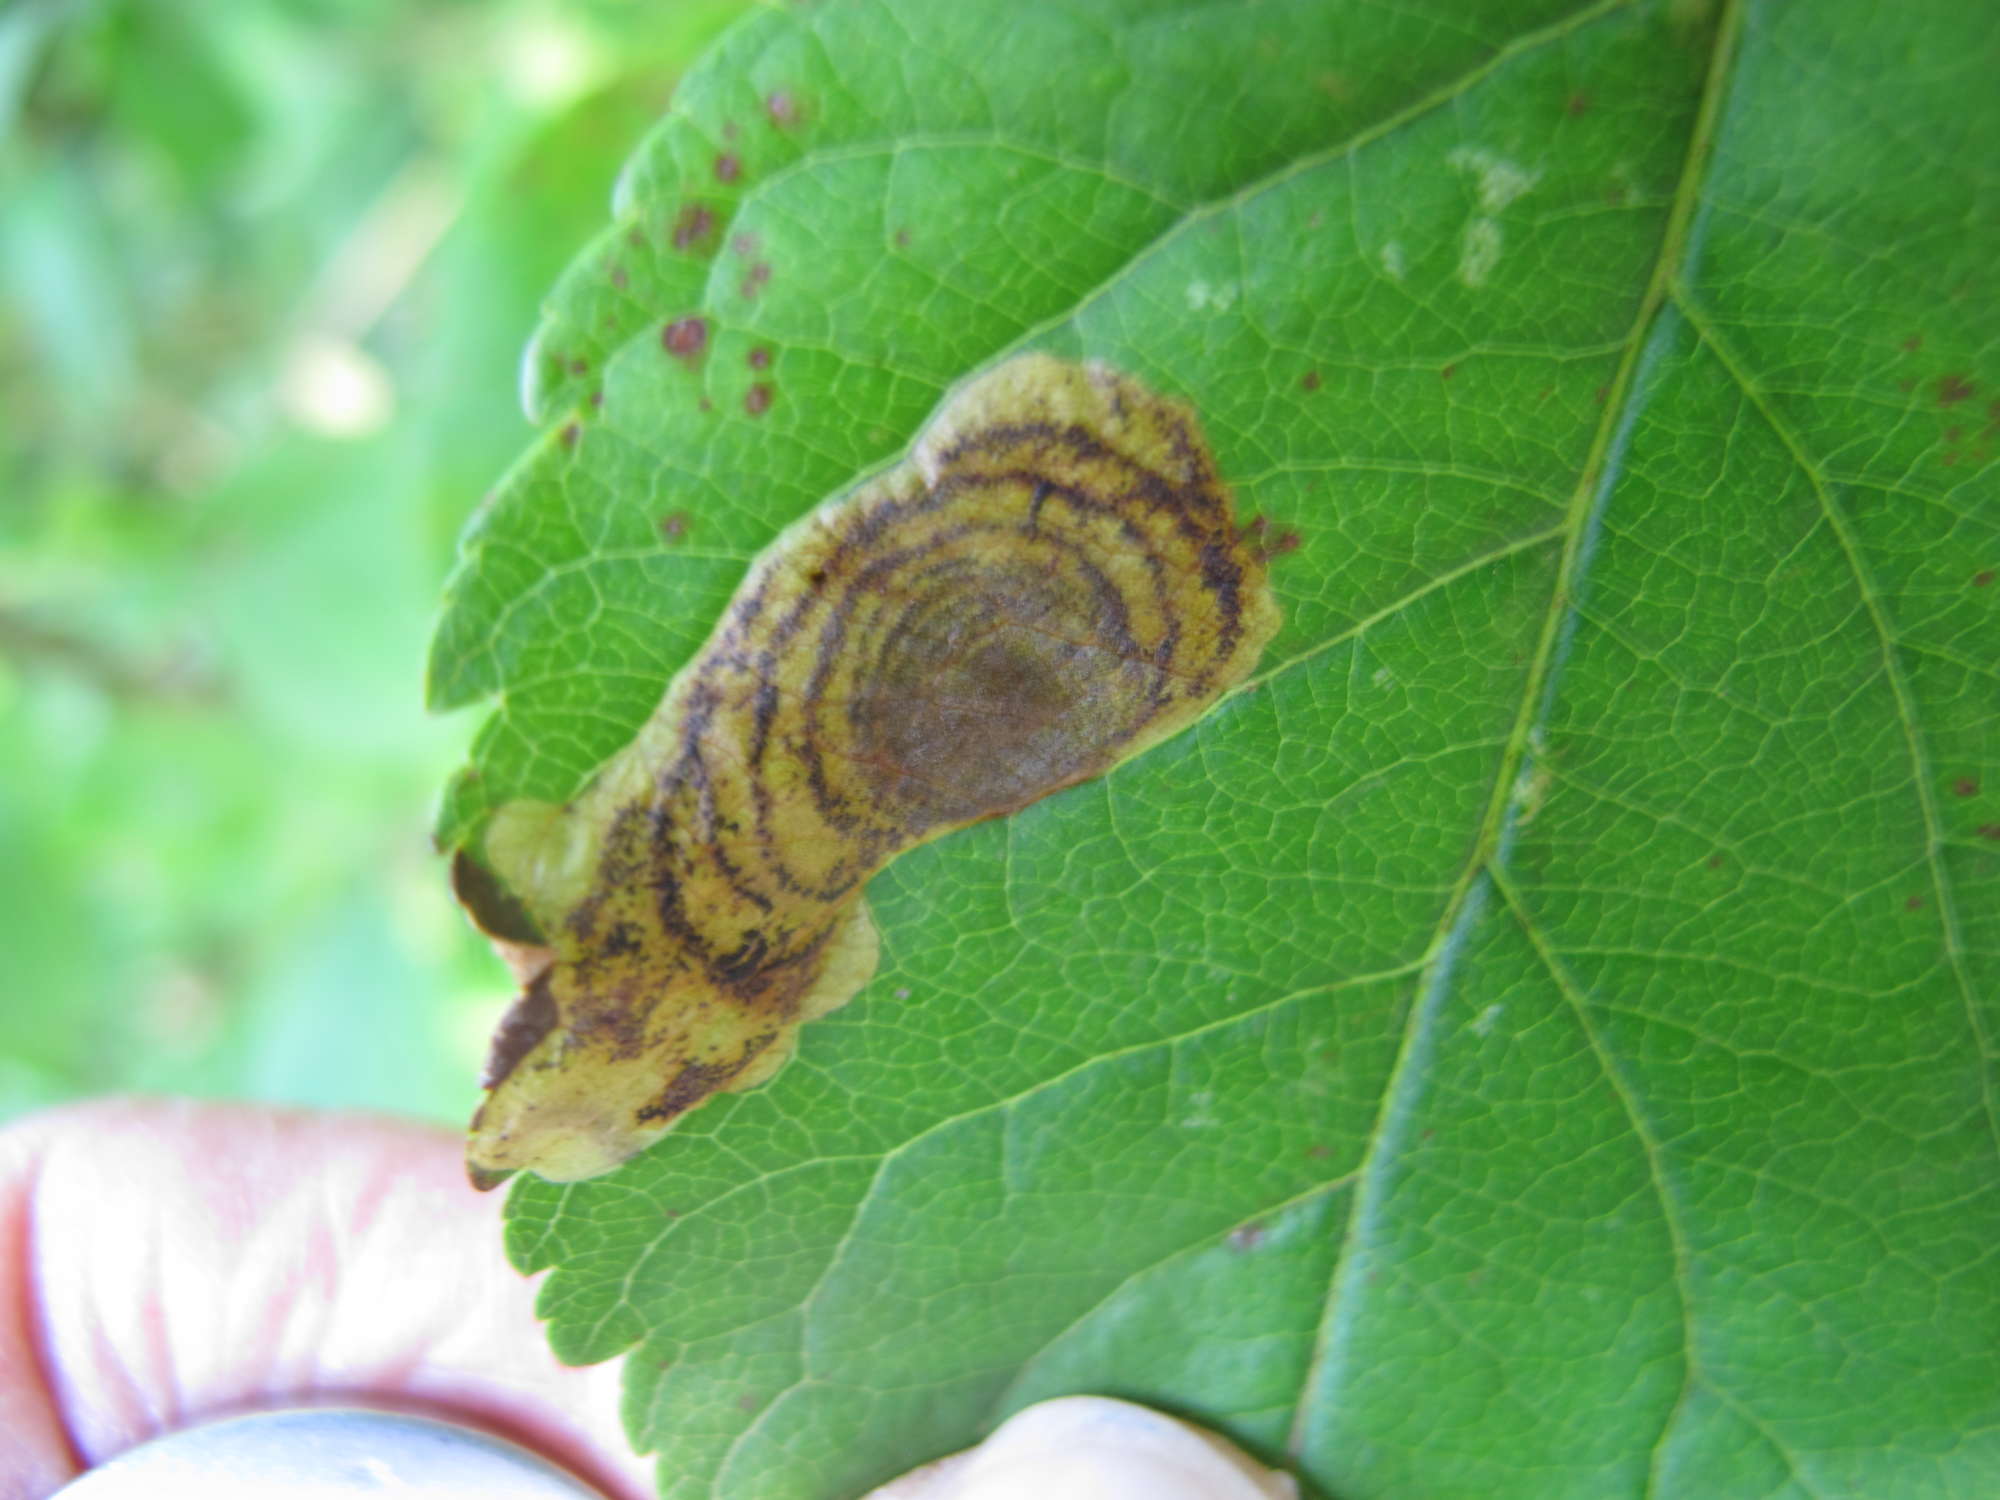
<box><xmin>1906</xmin><ymin>894</ymin><xmax>1925</xmax><ymax>911</ymax></box>
<box><xmin>671</xmin><ymin>205</ymin><xmax>716</xmax><ymax>252</ymax></box>
<box><xmin>1898</xmin><ymin>378</ymin><xmax>1916</xmax><ymax>394</ymax></box>
<box><xmin>609</xmin><ymin>264</ymin><xmax>628</xmax><ymax>289</ymax></box>
<box><xmin>1565</xmin><ymin>91</ymin><xmax>1591</xmax><ymax>116</ymax></box>
<box><xmin>1301</xmin><ymin>370</ymin><xmax>1321</xmax><ymax>392</ymax></box>
<box><xmin>662</xmin><ymin>317</ymin><xmax>709</xmax><ymax>360</ymax></box>
<box><xmin>722</xmin><ymin>121</ymin><xmax>739</xmax><ymax>142</ymax></box>
<box><xmin>744</xmin><ymin>383</ymin><xmax>773</xmax><ymax>417</ymax></box>
<box><xmin>1441</xmin><ymin>363</ymin><xmax>1457</xmax><ymax>381</ymax></box>
<box><xmin>731</xmin><ymin>232</ymin><xmax>761</xmax><ymax>257</ymax></box>
<box><xmin>1593</xmin><ymin>383</ymin><xmax>1610</xmax><ymax>405</ymax></box>
<box><xmin>1307</xmin><ymin>1143</ymin><xmax>1332</xmax><ymax>1159</ymax></box>
<box><xmin>1939</xmin><ymin>373</ymin><xmax>1975</xmax><ymax>407</ymax></box>
<box><xmin>766</xmin><ymin>90</ymin><xmax>802</xmax><ymax>129</ymax></box>
<box><xmin>715</xmin><ymin>153</ymin><xmax>742</xmax><ymax>183</ymax></box>
<box><xmin>660</xmin><ymin>511</ymin><xmax>690</xmax><ymax>543</ymax></box>
<box><xmin>1706</xmin><ymin>853</ymin><xmax>1725</xmax><ymax>870</ymax></box>
<box><xmin>736</xmin><ymin>1393</ymin><xmax>760</xmax><ymax>1414</ymax></box>
<box><xmin>1975</xmin><ymin>570</ymin><xmax>1995</xmax><ymax>587</ymax></box>
<box><xmin>1953</xmin><ymin>777</ymin><xmax>1979</xmax><ymax>798</ymax></box>
<box><xmin>748</xmin><ymin>346</ymin><xmax>772</xmax><ymax>370</ymax></box>
<box><xmin>699</xmin><ymin>396</ymin><xmax>714</xmax><ymax>413</ymax></box>
<box><xmin>568</xmin><ymin>357</ymin><xmax>589</xmax><ymax>376</ymax></box>
<box><xmin>1901</xmin><ymin>334</ymin><xmax>1923</xmax><ymax>353</ymax></box>
<box><xmin>1272</xmin><ymin>530</ymin><xmax>1302</xmax><ymax>556</ymax></box>
<box><xmin>626</xmin><ymin>226</ymin><xmax>646</xmax><ymax>249</ymax></box>
<box><xmin>742</xmin><ymin>262</ymin><xmax>772</xmax><ymax>299</ymax></box>
<box><xmin>1980</xmin><ymin>824</ymin><xmax>2000</xmax><ymax>841</ymax></box>
<box><xmin>559</xmin><ymin>422</ymin><xmax>580</xmax><ymax>449</ymax></box>
<box><xmin>892</xmin><ymin>227</ymin><xmax>911</xmax><ymax>249</ymax></box>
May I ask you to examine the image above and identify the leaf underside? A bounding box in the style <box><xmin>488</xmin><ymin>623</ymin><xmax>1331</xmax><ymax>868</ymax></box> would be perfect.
<box><xmin>426</xmin><ymin>1</ymin><xmax>2000</xmax><ymax>1496</ymax></box>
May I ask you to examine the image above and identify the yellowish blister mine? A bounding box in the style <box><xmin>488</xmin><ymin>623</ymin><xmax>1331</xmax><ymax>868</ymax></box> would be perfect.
<box><xmin>453</xmin><ymin>353</ymin><xmax>1281</xmax><ymax>1188</ymax></box>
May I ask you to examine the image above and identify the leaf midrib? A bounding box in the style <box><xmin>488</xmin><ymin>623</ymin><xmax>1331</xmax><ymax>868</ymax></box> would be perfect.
<box><xmin>1281</xmin><ymin>0</ymin><xmax>1747</xmax><ymax>1467</ymax></box>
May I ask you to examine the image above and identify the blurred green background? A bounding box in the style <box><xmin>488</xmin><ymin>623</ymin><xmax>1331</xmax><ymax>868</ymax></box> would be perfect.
<box><xmin>0</xmin><ymin>0</ymin><xmax>751</xmax><ymax>1125</ymax></box>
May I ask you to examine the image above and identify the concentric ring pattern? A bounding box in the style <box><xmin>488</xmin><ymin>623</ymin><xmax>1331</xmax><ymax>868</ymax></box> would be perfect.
<box><xmin>460</xmin><ymin>354</ymin><xmax>1280</xmax><ymax>1185</ymax></box>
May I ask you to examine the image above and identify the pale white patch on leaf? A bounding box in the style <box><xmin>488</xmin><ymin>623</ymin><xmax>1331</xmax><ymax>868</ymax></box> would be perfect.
<box><xmin>1183</xmin><ymin>278</ymin><xmax>1240</xmax><ymax>312</ymax></box>
<box><xmin>1448</xmin><ymin>145</ymin><xmax>1543</xmax><ymax>213</ymax></box>
<box><xmin>1447</xmin><ymin>145</ymin><xmax>1541</xmax><ymax>289</ymax></box>
<box><xmin>1457</xmin><ymin>217</ymin><xmax>1504</xmax><ymax>288</ymax></box>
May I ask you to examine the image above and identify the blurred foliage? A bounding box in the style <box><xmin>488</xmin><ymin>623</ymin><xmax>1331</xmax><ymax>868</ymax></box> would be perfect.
<box><xmin>0</xmin><ymin>0</ymin><xmax>752</xmax><ymax>1124</ymax></box>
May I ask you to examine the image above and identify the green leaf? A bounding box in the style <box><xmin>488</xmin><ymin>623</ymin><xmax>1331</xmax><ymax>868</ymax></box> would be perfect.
<box><xmin>427</xmin><ymin>0</ymin><xmax>2000</xmax><ymax>1495</ymax></box>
